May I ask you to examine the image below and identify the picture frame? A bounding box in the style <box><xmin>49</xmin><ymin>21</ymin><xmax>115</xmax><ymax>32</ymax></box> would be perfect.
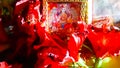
<box><xmin>43</xmin><ymin>0</ymin><xmax>91</xmax><ymax>32</ymax></box>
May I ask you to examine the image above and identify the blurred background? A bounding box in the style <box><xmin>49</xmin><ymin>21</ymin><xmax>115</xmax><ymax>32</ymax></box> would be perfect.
<box><xmin>93</xmin><ymin>0</ymin><xmax>120</xmax><ymax>23</ymax></box>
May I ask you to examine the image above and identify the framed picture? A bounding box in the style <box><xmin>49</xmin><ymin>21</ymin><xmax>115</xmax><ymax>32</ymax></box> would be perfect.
<box><xmin>43</xmin><ymin>0</ymin><xmax>90</xmax><ymax>32</ymax></box>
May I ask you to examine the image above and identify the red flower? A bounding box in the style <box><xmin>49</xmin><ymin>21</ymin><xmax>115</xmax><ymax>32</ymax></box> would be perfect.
<box><xmin>68</xmin><ymin>21</ymin><xmax>88</xmax><ymax>61</ymax></box>
<box><xmin>88</xmin><ymin>28</ymin><xmax>109</xmax><ymax>58</ymax></box>
<box><xmin>34</xmin><ymin>32</ymin><xmax>68</xmax><ymax>68</ymax></box>
<box><xmin>107</xmin><ymin>30</ymin><xmax>120</xmax><ymax>55</ymax></box>
<box><xmin>88</xmin><ymin>18</ymin><xmax>120</xmax><ymax>58</ymax></box>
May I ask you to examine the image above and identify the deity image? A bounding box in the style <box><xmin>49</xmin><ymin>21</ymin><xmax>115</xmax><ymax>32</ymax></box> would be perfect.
<box><xmin>48</xmin><ymin>3</ymin><xmax>79</xmax><ymax>32</ymax></box>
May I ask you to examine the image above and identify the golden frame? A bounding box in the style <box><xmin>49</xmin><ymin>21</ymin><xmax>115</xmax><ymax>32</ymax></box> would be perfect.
<box><xmin>42</xmin><ymin>0</ymin><xmax>92</xmax><ymax>31</ymax></box>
